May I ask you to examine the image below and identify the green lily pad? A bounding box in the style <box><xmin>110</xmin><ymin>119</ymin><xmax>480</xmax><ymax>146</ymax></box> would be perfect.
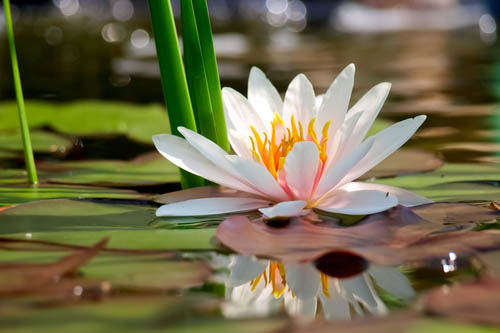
<box><xmin>0</xmin><ymin>130</ymin><xmax>72</xmax><ymax>154</ymax></box>
<box><xmin>0</xmin><ymin>185</ymin><xmax>145</xmax><ymax>206</ymax></box>
<box><xmin>0</xmin><ymin>150</ymin><xmax>19</xmax><ymax>159</ymax></box>
<box><xmin>0</xmin><ymin>295</ymin><xmax>284</xmax><ymax>333</ymax></box>
<box><xmin>0</xmin><ymin>170</ymin><xmax>32</xmax><ymax>184</ymax></box>
<box><xmin>413</xmin><ymin>182</ymin><xmax>500</xmax><ymax>202</ymax></box>
<box><xmin>81</xmin><ymin>254</ymin><xmax>212</xmax><ymax>290</ymax></box>
<box><xmin>0</xmin><ymin>199</ymin><xmax>216</xmax><ymax>250</ymax></box>
<box><xmin>0</xmin><ymin>100</ymin><xmax>171</xmax><ymax>145</ymax></box>
<box><xmin>40</xmin><ymin>153</ymin><xmax>180</xmax><ymax>186</ymax></box>
<box><xmin>370</xmin><ymin>163</ymin><xmax>500</xmax><ymax>188</ymax></box>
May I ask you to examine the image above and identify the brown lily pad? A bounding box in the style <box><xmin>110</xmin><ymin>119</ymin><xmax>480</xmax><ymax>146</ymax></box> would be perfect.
<box><xmin>423</xmin><ymin>276</ymin><xmax>500</xmax><ymax>326</ymax></box>
<box><xmin>0</xmin><ymin>238</ymin><xmax>107</xmax><ymax>295</ymax></box>
<box><xmin>361</xmin><ymin>149</ymin><xmax>443</xmax><ymax>180</ymax></box>
<box><xmin>154</xmin><ymin>185</ymin><xmax>265</xmax><ymax>204</ymax></box>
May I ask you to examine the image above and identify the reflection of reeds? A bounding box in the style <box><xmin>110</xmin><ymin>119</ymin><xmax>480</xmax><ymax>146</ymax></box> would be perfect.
<box><xmin>3</xmin><ymin>0</ymin><xmax>38</xmax><ymax>184</ymax></box>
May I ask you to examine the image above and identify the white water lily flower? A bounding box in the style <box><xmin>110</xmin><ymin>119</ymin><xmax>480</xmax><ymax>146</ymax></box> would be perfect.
<box><xmin>154</xmin><ymin>64</ymin><xmax>431</xmax><ymax>218</ymax></box>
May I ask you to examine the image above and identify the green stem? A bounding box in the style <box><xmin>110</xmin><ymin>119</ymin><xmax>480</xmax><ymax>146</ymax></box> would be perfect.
<box><xmin>147</xmin><ymin>0</ymin><xmax>204</xmax><ymax>188</ymax></box>
<box><xmin>3</xmin><ymin>0</ymin><xmax>37</xmax><ymax>184</ymax></box>
<box><xmin>192</xmin><ymin>0</ymin><xmax>229</xmax><ymax>152</ymax></box>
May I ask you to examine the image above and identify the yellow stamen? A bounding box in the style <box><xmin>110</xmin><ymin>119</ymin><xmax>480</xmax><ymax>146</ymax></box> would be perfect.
<box><xmin>250</xmin><ymin>274</ymin><xmax>262</xmax><ymax>291</ymax></box>
<box><xmin>321</xmin><ymin>273</ymin><xmax>330</xmax><ymax>297</ymax></box>
<box><xmin>248</xmin><ymin>113</ymin><xmax>332</xmax><ymax>180</ymax></box>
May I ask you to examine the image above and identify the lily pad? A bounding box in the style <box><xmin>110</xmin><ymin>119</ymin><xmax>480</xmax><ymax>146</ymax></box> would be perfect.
<box><xmin>80</xmin><ymin>254</ymin><xmax>212</xmax><ymax>290</ymax></box>
<box><xmin>369</xmin><ymin>163</ymin><xmax>500</xmax><ymax>188</ymax></box>
<box><xmin>0</xmin><ymin>199</ymin><xmax>216</xmax><ymax>250</ymax></box>
<box><xmin>0</xmin><ymin>130</ymin><xmax>72</xmax><ymax>154</ymax></box>
<box><xmin>0</xmin><ymin>185</ymin><xmax>145</xmax><ymax>206</ymax></box>
<box><xmin>361</xmin><ymin>149</ymin><xmax>443</xmax><ymax>180</ymax></box>
<box><xmin>423</xmin><ymin>276</ymin><xmax>500</xmax><ymax>326</ymax></box>
<box><xmin>40</xmin><ymin>153</ymin><xmax>180</xmax><ymax>187</ymax></box>
<box><xmin>412</xmin><ymin>182</ymin><xmax>500</xmax><ymax>202</ymax></box>
<box><xmin>0</xmin><ymin>100</ymin><xmax>171</xmax><ymax>145</ymax></box>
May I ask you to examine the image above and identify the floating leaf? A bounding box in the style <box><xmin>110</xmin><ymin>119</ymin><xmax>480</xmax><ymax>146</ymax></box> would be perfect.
<box><xmin>0</xmin><ymin>100</ymin><xmax>171</xmax><ymax>145</ymax></box>
<box><xmin>370</xmin><ymin>163</ymin><xmax>500</xmax><ymax>188</ymax></box>
<box><xmin>414</xmin><ymin>182</ymin><xmax>500</xmax><ymax>202</ymax></box>
<box><xmin>361</xmin><ymin>149</ymin><xmax>443</xmax><ymax>180</ymax></box>
<box><xmin>423</xmin><ymin>276</ymin><xmax>500</xmax><ymax>326</ymax></box>
<box><xmin>0</xmin><ymin>184</ymin><xmax>145</xmax><ymax>206</ymax></box>
<box><xmin>80</xmin><ymin>254</ymin><xmax>211</xmax><ymax>290</ymax></box>
<box><xmin>0</xmin><ymin>239</ymin><xmax>106</xmax><ymax>295</ymax></box>
<box><xmin>40</xmin><ymin>152</ymin><xmax>180</xmax><ymax>187</ymax></box>
<box><xmin>154</xmin><ymin>185</ymin><xmax>264</xmax><ymax>204</ymax></box>
<box><xmin>0</xmin><ymin>199</ymin><xmax>216</xmax><ymax>250</ymax></box>
<box><xmin>0</xmin><ymin>129</ymin><xmax>72</xmax><ymax>154</ymax></box>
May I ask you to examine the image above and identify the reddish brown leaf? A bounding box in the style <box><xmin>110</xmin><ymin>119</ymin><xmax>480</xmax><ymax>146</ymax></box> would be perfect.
<box><xmin>154</xmin><ymin>185</ymin><xmax>265</xmax><ymax>204</ymax></box>
<box><xmin>361</xmin><ymin>149</ymin><xmax>443</xmax><ymax>180</ymax></box>
<box><xmin>410</xmin><ymin>203</ymin><xmax>500</xmax><ymax>228</ymax></box>
<box><xmin>0</xmin><ymin>238</ymin><xmax>107</xmax><ymax>295</ymax></box>
<box><xmin>423</xmin><ymin>276</ymin><xmax>500</xmax><ymax>326</ymax></box>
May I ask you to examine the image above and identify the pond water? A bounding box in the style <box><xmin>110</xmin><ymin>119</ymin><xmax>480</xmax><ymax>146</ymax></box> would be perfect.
<box><xmin>1</xmin><ymin>3</ymin><xmax>500</xmax><ymax>332</ymax></box>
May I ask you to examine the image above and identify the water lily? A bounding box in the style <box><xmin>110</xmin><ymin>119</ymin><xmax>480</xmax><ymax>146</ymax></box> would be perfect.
<box><xmin>216</xmin><ymin>254</ymin><xmax>414</xmax><ymax>321</ymax></box>
<box><xmin>153</xmin><ymin>64</ymin><xmax>431</xmax><ymax>218</ymax></box>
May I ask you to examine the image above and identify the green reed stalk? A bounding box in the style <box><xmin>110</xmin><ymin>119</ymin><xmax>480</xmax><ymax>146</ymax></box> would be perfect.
<box><xmin>148</xmin><ymin>0</ymin><xmax>204</xmax><ymax>188</ymax></box>
<box><xmin>3</xmin><ymin>0</ymin><xmax>37</xmax><ymax>184</ymax></box>
<box><xmin>180</xmin><ymin>0</ymin><xmax>218</xmax><ymax>146</ymax></box>
<box><xmin>192</xmin><ymin>0</ymin><xmax>229</xmax><ymax>152</ymax></box>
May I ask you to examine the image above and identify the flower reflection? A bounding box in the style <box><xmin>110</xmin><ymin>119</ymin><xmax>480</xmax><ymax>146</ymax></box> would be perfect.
<box><xmin>216</xmin><ymin>254</ymin><xmax>415</xmax><ymax>321</ymax></box>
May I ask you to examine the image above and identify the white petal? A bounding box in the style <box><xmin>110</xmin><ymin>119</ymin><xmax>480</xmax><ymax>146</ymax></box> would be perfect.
<box><xmin>369</xmin><ymin>265</ymin><xmax>415</xmax><ymax>300</ymax></box>
<box><xmin>328</xmin><ymin>111</ymin><xmax>363</xmax><ymax>164</ymax></box>
<box><xmin>315</xmin><ymin>94</ymin><xmax>324</xmax><ymax>110</ymax></box>
<box><xmin>316</xmin><ymin>189</ymin><xmax>398</xmax><ymax>215</ymax></box>
<box><xmin>315</xmin><ymin>137</ymin><xmax>375</xmax><ymax>200</ymax></box>
<box><xmin>227</xmin><ymin>255</ymin><xmax>268</xmax><ymax>287</ymax></box>
<box><xmin>225</xmin><ymin>155</ymin><xmax>290</xmax><ymax>201</ymax></box>
<box><xmin>284</xmin><ymin>141</ymin><xmax>320</xmax><ymax>200</ymax></box>
<box><xmin>259</xmin><ymin>201</ymin><xmax>308</xmax><ymax>218</ymax></box>
<box><xmin>179</xmin><ymin>127</ymin><xmax>267</xmax><ymax>196</ymax></box>
<box><xmin>153</xmin><ymin>134</ymin><xmax>255</xmax><ymax>193</ymax></box>
<box><xmin>318</xmin><ymin>282</ymin><xmax>351</xmax><ymax>321</ymax></box>
<box><xmin>282</xmin><ymin>74</ymin><xmax>316</xmax><ymax>129</ymax></box>
<box><xmin>285</xmin><ymin>263</ymin><xmax>320</xmax><ymax>299</ymax></box>
<box><xmin>341</xmin><ymin>115</ymin><xmax>427</xmax><ymax>183</ymax></box>
<box><xmin>284</xmin><ymin>293</ymin><xmax>317</xmax><ymax>320</ymax></box>
<box><xmin>156</xmin><ymin>197</ymin><xmax>271</xmax><ymax>216</ymax></box>
<box><xmin>342</xmin><ymin>83</ymin><xmax>392</xmax><ymax>156</ymax></box>
<box><xmin>222</xmin><ymin>87</ymin><xmax>269</xmax><ymax>143</ymax></box>
<box><xmin>227</xmin><ymin>128</ymin><xmax>253</xmax><ymax>160</ymax></box>
<box><xmin>248</xmin><ymin>67</ymin><xmax>283</xmax><ymax>122</ymax></box>
<box><xmin>341</xmin><ymin>274</ymin><xmax>388</xmax><ymax>316</ymax></box>
<box><xmin>341</xmin><ymin>182</ymin><xmax>432</xmax><ymax>207</ymax></box>
<box><xmin>316</xmin><ymin>64</ymin><xmax>355</xmax><ymax>141</ymax></box>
